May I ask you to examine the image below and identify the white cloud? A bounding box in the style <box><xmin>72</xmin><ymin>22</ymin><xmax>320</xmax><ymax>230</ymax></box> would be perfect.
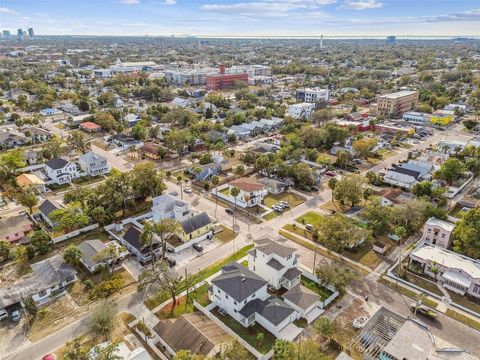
<box><xmin>162</xmin><ymin>0</ymin><xmax>177</xmax><ymax>4</ymax></box>
<box><xmin>120</xmin><ymin>0</ymin><xmax>140</xmax><ymax>4</ymax></box>
<box><xmin>0</xmin><ymin>7</ymin><xmax>18</xmax><ymax>14</ymax></box>
<box><xmin>340</xmin><ymin>0</ymin><xmax>383</xmax><ymax>10</ymax></box>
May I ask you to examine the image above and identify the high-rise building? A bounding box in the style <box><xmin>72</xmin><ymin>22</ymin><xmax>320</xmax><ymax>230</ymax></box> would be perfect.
<box><xmin>28</xmin><ymin>28</ymin><xmax>34</xmax><ymax>40</ymax></box>
<box><xmin>386</xmin><ymin>35</ymin><xmax>396</xmax><ymax>44</ymax></box>
<box><xmin>2</xmin><ymin>30</ymin><xmax>11</xmax><ymax>38</ymax></box>
<box><xmin>17</xmin><ymin>29</ymin><xmax>24</xmax><ymax>41</ymax></box>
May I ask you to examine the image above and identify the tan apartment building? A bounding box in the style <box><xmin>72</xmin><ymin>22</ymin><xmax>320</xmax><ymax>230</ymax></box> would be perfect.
<box><xmin>373</xmin><ymin>90</ymin><xmax>419</xmax><ymax>118</ymax></box>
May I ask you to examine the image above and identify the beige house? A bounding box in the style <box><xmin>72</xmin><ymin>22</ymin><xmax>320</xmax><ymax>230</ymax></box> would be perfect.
<box><xmin>422</xmin><ymin>217</ymin><xmax>455</xmax><ymax>249</ymax></box>
<box><xmin>373</xmin><ymin>90</ymin><xmax>419</xmax><ymax>118</ymax></box>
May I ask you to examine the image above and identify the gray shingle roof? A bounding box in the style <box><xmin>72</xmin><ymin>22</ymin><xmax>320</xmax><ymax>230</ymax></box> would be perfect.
<box><xmin>38</xmin><ymin>199</ymin><xmax>60</xmax><ymax>217</ymax></box>
<box><xmin>78</xmin><ymin>151</ymin><xmax>106</xmax><ymax>164</ymax></box>
<box><xmin>255</xmin><ymin>238</ymin><xmax>296</xmax><ymax>258</ymax></box>
<box><xmin>239</xmin><ymin>297</ymin><xmax>295</xmax><ymax>325</ymax></box>
<box><xmin>180</xmin><ymin>212</ymin><xmax>212</xmax><ymax>235</ymax></box>
<box><xmin>282</xmin><ymin>267</ymin><xmax>302</xmax><ymax>281</ymax></box>
<box><xmin>45</xmin><ymin>157</ymin><xmax>69</xmax><ymax>170</ymax></box>
<box><xmin>78</xmin><ymin>240</ymin><xmax>107</xmax><ymax>269</ymax></box>
<box><xmin>267</xmin><ymin>258</ymin><xmax>284</xmax><ymax>271</ymax></box>
<box><xmin>152</xmin><ymin>194</ymin><xmax>188</xmax><ymax>214</ymax></box>
<box><xmin>212</xmin><ymin>262</ymin><xmax>267</xmax><ymax>302</ymax></box>
<box><xmin>282</xmin><ymin>284</ymin><xmax>320</xmax><ymax>310</ymax></box>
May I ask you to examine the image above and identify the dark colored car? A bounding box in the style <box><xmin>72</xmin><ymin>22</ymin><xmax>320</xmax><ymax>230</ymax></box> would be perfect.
<box><xmin>166</xmin><ymin>257</ymin><xmax>176</xmax><ymax>267</ymax></box>
<box><xmin>225</xmin><ymin>208</ymin><xmax>234</xmax><ymax>215</ymax></box>
<box><xmin>193</xmin><ymin>244</ymin><xmax>203</xmax><ymax>252</ymax></box>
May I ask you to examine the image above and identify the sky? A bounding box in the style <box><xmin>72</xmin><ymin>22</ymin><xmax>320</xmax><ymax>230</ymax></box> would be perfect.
<box><xmin>1</xmin><ymin>0</ymin><xmax>479</xmax><ymax>37</ymax></box>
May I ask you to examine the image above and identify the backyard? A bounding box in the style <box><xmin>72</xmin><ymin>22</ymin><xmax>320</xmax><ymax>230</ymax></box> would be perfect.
<box><xmin>263</xmin><ymin>192</ymin><xmax>306</xmax><ymax>209</ymax></box>
<box><xmin>156</xmin><ymin>283</ymin><xmax>210</xmax><ymax>319</ymax></box>
<box><xmin>301</xmin><ymin>276</ymin><xmax>334</xmax><ymax>301</ymax></box>
<box><xmin>295</xmin><ymin>211</ymin><xmax>325</xmax><ymax>226</ymax></box>
<box><xmin>211</xmin><ymin>308</ymin><xmax>276</xmax><ymax>354</ymax></box>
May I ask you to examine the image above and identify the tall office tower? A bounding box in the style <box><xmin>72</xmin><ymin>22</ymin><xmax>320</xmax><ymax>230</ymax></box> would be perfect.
<box><xmin>28</xmin><ymin>27</ymin><xmax>34</xmax><ymax>39</ymax></box>
<box><xmin>2</xmin><ymin>30</ymin><xmax>11</xmax><ymax>38</ymax></box>
<box><xmin>386</xmin><ymin>35</ymin><xmax>396</xmax><ymax>44</ymax></box>
<box><xmin>17</xmin><ymin>29</ymin><xmax>24</xmax><ymax>41</ymax></box>
<box><xmin>320</xmin><ymin>34</ymin><xmax>324</xmax><ymax>48</ymax></box>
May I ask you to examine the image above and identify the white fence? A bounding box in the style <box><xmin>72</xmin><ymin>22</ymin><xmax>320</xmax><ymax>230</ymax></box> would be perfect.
<box><xmin>52</xmin><ymin>223</ymin><xmax>99</xmax><ymax>243</ymax></box>
<box><xmin>300</xmin><ymin>268</ymin><xmax>339</xmax><ymax>309</ymax></box>
<box><xmin>193</xmin><ymin>300</ymin><xmax>272</xmax><ymax>360</ymax></box>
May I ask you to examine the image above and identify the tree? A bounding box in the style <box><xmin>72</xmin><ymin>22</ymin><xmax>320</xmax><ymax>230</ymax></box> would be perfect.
<box><xmin>130</xmin><ymin>162</ymin><xmax>165</xmax><ymax>199</ymax></box>
<box><xmin>412</xmin><ymin>180</ymin><xmax>434</xmax><ymax>198</ymax></box>
<box><xmin>361</xmin><ymin>197</ymin><xmax>392</xmax><ymax>236</ymax></box>
<box><xmin>13</xmin><ymin>245</ymin><xmax>28</xmax><ymax>264</ymax></box>
<box><xmin>89</xmin><ymin>302</ymin><xmax>117</xmax><ymax>338</ymax></box>
<box><xmin>23</xmin><ymin>296</ymin><xmax>37</xmax><ymax>317</ymax></box>
<box><xmin>68</xmin><ymin>130</ymin><xmax>91</xmax><ymax>154</ymax></box>
<box><xmin>327</xmin><ymin>177</ymin><xmax>337</xmax><ymax>204</ymax></box>
<box><xmin>315</xmin><ymin>214</ymin><xmax>370</xmax><ymax>252</ymax></box>
<box><xmin>218</xmin><ymin>341</ymin><xmax>250</xmax><ymax>360</ymax></box>
<box><xmin>353</xmin><ymin>137</ymin><xmax>378</xmax><ymax>158</ymax></box>
<box><xmin>313</xmin><ymin>317</ymin><xmax>334</xmax><ymax>340</ymax></box>
<box><xmin>312</xmin><ymin>108</ymin><xmax>333</xmax><ymax>124</ymax></box>
<box><xmin>273</xmin><ymin>339</ymin><xmax>294</xmax><ymax>360</ymax></box>
<box><xmin>315</xmin><ymin>263</ymin><xmax>355</xmax><ymax>293</ymax></box>
<box><xmin>336</xmin><ymin>150</ymin><xmax>350</xmax><ymax>170</ymax></box>
<box><xmin>394</xmin><ymin>226</ymin><xmax>407</xmax><ymax>243</ymax></box>
<box><xmin>138</xmin><ymin>260</ymin><xmax>182</xmax><ymax>314</ymax></box>
<box><xmin>50</xmin><ymin>203</ymin><xmax>90</xmax><ymax>233</ymax></box>
<box><xmin>452</xmin><ymin>208</ymin><xmax>480</xmax><ymax>259</ymax></box>
<box><xmin>174</xmin><ymin>350</ymin><xmax>206</xmax><ymax>360</ymax></box>
<box><xmin>230</xmin><ymin>187</ymin><xmax>240</xmax><ymax>233</ymax></box>
<box><xmin>435</xmin><ymin>158</ymin><xmax>464</xmax><ymax>184</ymax></box>
<box><xmin>0</xmin><ymin>241</ymin><xmax>11</xmax><ymax>261</ymax></box>
<box><xmin>233</xmin><ymin>165</ymin><xmax>245</xmax><ymax>179</ymax></box>
<box><xmin>16</xmin><ymin>186</ymin><xmax>38</xmax><ymax>214</ymax></box>
<box><xmin>333</xmin><ymin>174</ymin><xmax>365</xmax><ymax>207</ymax></box>
<box><xmin>41</xmin><ymin>136</ymin><xmax>66</xmax><ymax>160</ymax></box>
<box><xmin>62</xmin><ymin>336</ymin><xmax>89</xmax><ymax>360</ymax></box>
<box><xmin>211</xmin><ymin>175</ymin><xmax>220</xmax><ymax>217</ymax></box>
<box><xmin>64</xmin><ymin>244</ymin><xmax>82</xmax><ymax>267</ymax></box>
<box><xmin>142</xmin><ymin>218</ymin><xmax>181</xmax><ymax>260</ymax></box>
<box><xmin>91</xmin><ymin>341</ymin><xmax>121</xmax><ymax>360</ymax></box>
<box><xmin>131</xmin><ymin>121</ymin><xmax>148</xmax><ymax>141</ymax></box>
<box><xmin>164</xmin><ymin>129</ymin><xmax>193</xmax><ymax>158</ymax></box>
<box><xmin>93</xmin><ymin>244</ymin><xmax>125</xmax><ymax>275</ymax></box>
<box><xmin>29</xmin><ymin>229</ymin><xmax>52</xmax><ymax>255</ymax></box>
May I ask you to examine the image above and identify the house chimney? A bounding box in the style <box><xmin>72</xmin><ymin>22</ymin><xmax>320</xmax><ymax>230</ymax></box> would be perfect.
<box><xmin>219</xmin><ymin>64</ymin><xmax>225</xmax><ymax>75</ymax></box>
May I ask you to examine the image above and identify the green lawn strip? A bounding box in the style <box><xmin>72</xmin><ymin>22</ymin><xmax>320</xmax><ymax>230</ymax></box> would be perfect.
<box><xmin>146</xmin><ymin>244</ymin><xmax>254</xmax><ymax>310</ymax></box>
<box><xmin>380</xmin><ymin>278</ymin><xmax>438</xmax><ymax>308</ymax></box>
<box><xmin>212</xmin><ymin>308</ymin><xmax>275</xmax><ymax>354</ymax></box>
<box><xmin>262</xmin><ymin>211</ymin><xmax>279</xmax><ymax>221</ymax></box>
<box><xmin>156</xmin><ymin>284</ymin><xmax>210</xmax><ymax>319</ymax></box>
<box><xmin>263</xmin><ymin>192</ymin><xmax>306</xmax><ymax>209</ymax></box>
<box><xmin>295</xmin><ymin>211</ymin><xmax>325</xmax><ymax>226</ymax></box>
<box><xmin>278</xmin><ymin>230</ymin><xmax>369</xmax><ymax>276</ymax></box>
<box><xmin>445</xmin><ymin>309</ymin><xmax>480</xmax><ymax>332</ymax></box>
<box><xmin>300</xmin><ymin>276</ymin><xmax>333</xmax><ymax>301</ymax></box>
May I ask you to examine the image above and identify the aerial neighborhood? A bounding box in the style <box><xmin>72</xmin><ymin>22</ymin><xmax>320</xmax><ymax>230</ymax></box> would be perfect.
<box><xmin>0</xmin><ymin>19</ymin><xmax>480</xmax><ymax>360</ymax></box>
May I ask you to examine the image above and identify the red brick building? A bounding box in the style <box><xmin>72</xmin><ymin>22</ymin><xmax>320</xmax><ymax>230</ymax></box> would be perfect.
<box><xmin>206</xmin><ymin>64</ymin><xmax>248</xmax><ymax>90</ymax></box>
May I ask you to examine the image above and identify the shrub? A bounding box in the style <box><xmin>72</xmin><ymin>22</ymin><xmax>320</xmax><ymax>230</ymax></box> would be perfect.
<box><xmin>93</xmin><ymin>274</ymin><xmax>125</xmax><ymax>299</ymax></box>
<box><xmin>83</xmin><ymin>279</ymin><xmax>94</xmax><ymax>290</ymax></box>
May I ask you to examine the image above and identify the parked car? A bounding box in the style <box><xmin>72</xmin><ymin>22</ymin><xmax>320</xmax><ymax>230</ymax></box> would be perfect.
<box><xmin>353</xmin><ymin>158</ymin><xmax>363</xmax><ymax>164</ymax></box>
<box><xmin>42</xmin><ymin>355</ymin><xmax>56</xmax><ymax>360</ymax></box>
<box><xmin>225</xmin><ymin>208</ymin><xmax>234</xmax><ymax>215</ymax></box>
<box><xmin>272</xmin><ymin>205</ymin><xmax>283</xmax><ymax>212</ymax></box>
<box><xmin>166</xmin><ymin>257</ymin><xmax>176</xmax><ymax>267</ymax></box>
<box><xmin>325</xmin><ymin>171</ymin><xmax>337</xmax><ymax>177</ymax></box>
<box><xmin>410</xmin><ymin>303</ymin><xmax>438</xmax><ymax>319</ymax></box>
<box><xmin>166</xmin><ymin>247</ymin><xmax>175</xmax><ymax>253</ymax></box>
<box><xmin>311</xmin><ymin>186</ymin><xmax>319</xmax><ymax>191</ymax></box>
<box><xmin>280</xmin><ymin>201</ymin><xmax>289</xmax><ymax>208</ymax></box>
<box><xmin>0</xmin><ymin>309</ymin><xmax>8</xmax><ymax>321</ymax></box>
<box><xmin>352</xmin><ymin>316</ymin><xmax>369</xmax><ymax>329</ymax></box>
<box><xmin>183</xmin><ymin>187</ymin><xmax>192</xmax><ymax>194</ymax></box>
<box><xmin>11</xmin><ymin>309</ymin><xmax>21</xmax><ymax>322</ymax></box>
<box><xmin>305</xmin><ymin>224</ymin><xmax>314</xmax><ymax>231</ymax></box>
<box><xmin>192</xmin><ymin>244</ymin><xmax>203</xmax><ymax>252</ymax></box>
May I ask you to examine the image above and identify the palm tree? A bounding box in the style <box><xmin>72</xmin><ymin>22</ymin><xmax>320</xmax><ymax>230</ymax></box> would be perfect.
<box><xmin>211</xmin><ymin>175</ymin><xmax>220</xmax><ymax>217</ymax></box>
<box><xmin>128</xmin><ymin>145</ymin><xmax>136</xmax><ymax>160</ymax></box>
<box><xmin>234</xmin><ymin>165</ymin><xmax>245</xmax><ymax>180</ymax></box>
<box><xmin>141</xmin><ymin>221</ymin><xmax>156</xmax><ymax>261</ymax></box>
<box><xmin>177</xmin><ymin>176</ymin><xmax>183</xmax><ymax>199</ymax></box>
<box><xmin>328</xmin><ymin>177</ymin><xmax>337</xmax><ymax>209</ymax></box>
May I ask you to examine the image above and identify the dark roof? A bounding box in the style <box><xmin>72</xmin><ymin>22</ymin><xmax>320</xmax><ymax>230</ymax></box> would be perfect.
<box><xmin>38</xmin><ymin>199</ymin><xmax>60</xmax><ymax>217</ymax></box>
<box><xmin>282</xmin><ymin>267</ymin><xmax>302</xmax><ymax>281</ymax></box>
<box><xmin>255</xmin><ymin>238</ymin><xmax>296</xmax><ymax>259</ymax></box>
<box><xmin>267</xmin><ymin>258</ymin><xmax>284</xmax><ymax>271</ymax></box>
<box><xmin>390</xmin><ymin>166</ymin><xmax>422</xmax><ymax>179</ymax></box>
<box><xmin>78</xmin><ymin>240</ymin><xmax>107</xmax><ymax>269</ymax></box>
<box><xmin>239</xmin><ymin>297</ymin><xmax>295</xmax><ymax>326</ymax></box>
<box><xmin>180</xmin><ymin>212</ymin><xmax>212</xmax><ymax>234</ymax></box>
<box><xmin>123</xmin><ymin>226</ymin><xmax>159</xmax><ymax>254</ymax></box>
<box><xmin>211</xmin><ymin>262</ymin><xmax>267</xmax><ymax>302</ymax></box>
<box><xmin>282</xmin><ymin>284</ymin><xmax>320</xmax><ymax>310</ymax></box>
<box><xmin>45</xmin><ymin>157</ymin><xmax>69</xmax><ymax>170</ymax></box>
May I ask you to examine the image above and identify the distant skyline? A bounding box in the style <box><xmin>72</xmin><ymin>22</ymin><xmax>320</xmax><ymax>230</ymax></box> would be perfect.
<box><xmin>1</xmin><ymin>0</ymin><xmax>479</xmax><ymax>37</ymax></box>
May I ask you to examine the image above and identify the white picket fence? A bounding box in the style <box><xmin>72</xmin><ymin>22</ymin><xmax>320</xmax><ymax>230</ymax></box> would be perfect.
<box><xmin>52</xmin><ymin>223</ymin><xmax>99</xmax><ymax>243</ymax></box>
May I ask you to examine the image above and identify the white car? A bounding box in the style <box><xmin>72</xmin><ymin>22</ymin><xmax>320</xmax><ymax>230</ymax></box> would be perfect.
<box><xmin>352</xmin><ymin>316</ymin><xmax>369</xmax><ymax>329</ymax></box>
<box><xmin>183</xmin><ymin>187</ymin><xmax>192</xmax><ymax>193</ymax></box>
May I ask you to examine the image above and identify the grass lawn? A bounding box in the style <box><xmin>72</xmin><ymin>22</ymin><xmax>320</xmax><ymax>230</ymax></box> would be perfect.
<box><xmin>301</xmin><ymin>276</ymin><xmax>334</xmax><ymax>301</ymax></box>
<box><xmin>380</xmin><ymin>278</ymin><xmax>438</xmax><ymax>308</ymax></box>
<box><xmin>263</xmin><ymin>192</ymin><xmax>306</xmax><ymax>209</ymax></box>
<box><xmin>145</xmin><ymin>244</ymin><xmax>254</xmax><ymax>310</ymax></box>
<box><xmin>212</xmin><ymin>308</ymin><xmax>276</xmax><ymax>354</ymax></box>
<box><xmin>447</xmin><ymin>291</ymin><xmax>480</xmax><ymax>314</ymax></box>
<box><xmin>295</xmin><ymin>211</ymin><xmax>325</xmax><ymax>226</ymax></box>
<box><xmin>156</xmin><ymin>284</ymin><xmax>210</xmax><ymax>319</ymax></box>
<box><xmin>219</xmin><ymin>187</ymin><xmax>231</xmax><ymax>196</ymax></box>
<box><xmin>446</xmin><ymin>309</ymin><xmax>480</xmax><ymax>332</ymax></box>
<box><xmin>241</xmin><ymin>260</ymin><xmax>248</xmax><ymax>267</ymax></box>
<box><xmin>262</xmin><ymin>211</ymin><xmax>279</xmax><ymax>221</ymax></box>
<box><xmin>214</xmin><ymin>225</ymin><xmax>238</xmax><ymax>243</ymax></box>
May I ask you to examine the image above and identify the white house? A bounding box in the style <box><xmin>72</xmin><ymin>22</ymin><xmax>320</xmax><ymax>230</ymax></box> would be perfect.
<box><xmin>45</xmin><ymin>157</ymin><xmax>79</xmax><ymax>185</ymax></box>
<box><xmin>296</xmin><ymin>88</ymin><xmax>330</xmax><ymax>103</ymax></box>
<box><xmin>78</xmin><ymin>151</ymin><xmax>111</xmax><ymax>177</ymax></box>
<box><xmin>409</xmin><ymin>245</ymin><xmax>480</xmax><ymax>298</ymax></box>
<box><xmin>215</xmin><ymin>177</ymin><xmax>268</xmax><ymax>208</ymax></box>
<box><xmin>151</xmin><ymin>194</ymin><xmax>190</xmax><ymax>223</ymax></box>
<box><xmin>247</xmin><ymin>238</ymin><xmax>301</xmax><ymax>290</ymax></box>
<box><xmin>287</xmin><ymin>103</ymin><xmax>315</xmax><ymax>119</ymax></box>
<box><xmin>421</xmin><ymin>217</ymin><xmax>455</xmax><ymax>249</ymax></box>
<box><xmin>209</xmin><ymin>262</ymin><xmax>302</xmax><ymax>340</ymax></box>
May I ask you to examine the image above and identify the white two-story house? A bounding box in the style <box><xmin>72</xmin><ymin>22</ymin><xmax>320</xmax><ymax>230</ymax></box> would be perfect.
<box><xmin>209</xmin><ymin>262</ymin><xmax>302</xmax><ymax>340</ymax></box>
<box><xmin>248</xmin><ymin>238</ymin><xmax>301</xmax><ymax>290</ymax></box>
<box><xmin>45</xmin><ymin>157</ymin><xmax>79</xmax><ymax>185</ymax></box>
<box><xmin>78</xmin><ymin>151</ymin><xmax>111</xmax><ymax>177</ymax></box>
<box><xmin>215</xmin><ymin>177</ymin><xmax>268</xmax><ymax>208</ymax></box>
<box><xmin>151</xmin><ymin>194</ymin><xmax>191</xmax><ymax>223</ymax></box>
<box><xmin>421</xmin><ymin>217</ymin><xmax>455</xmax><ymax>249</ymax></box>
